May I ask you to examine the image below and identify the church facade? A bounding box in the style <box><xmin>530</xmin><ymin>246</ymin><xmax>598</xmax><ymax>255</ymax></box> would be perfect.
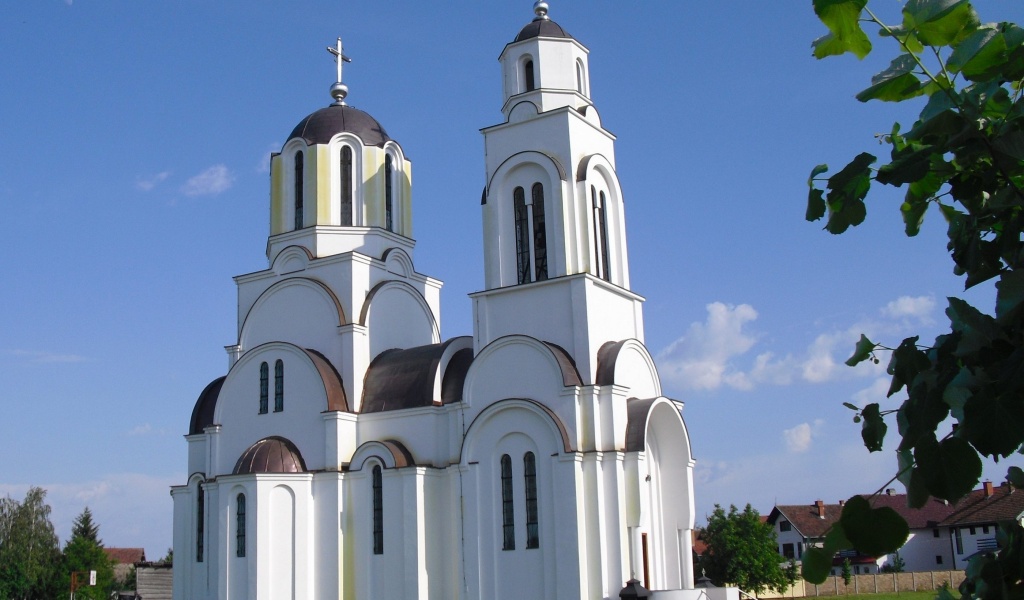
<box><xmin>171</xmin><ymin>4</ymin><xmax>697</xmax><ymax>599</ymax></box>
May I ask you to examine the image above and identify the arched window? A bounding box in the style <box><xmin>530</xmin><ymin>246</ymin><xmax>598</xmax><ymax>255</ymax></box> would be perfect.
<box><xmin>372</xmin><ymin>465</ymin><xmax>383</xmax><ymax>555</ymax></box>
<box><xmin>384</xmin><ymin>155</ymin><xmax>394</xmax><ymax>232</ymax></box>
<box><xmin>501</xmin><ymin>454</ymin><xmax>515</xmax><ymax>550</ymax></box>
<box><xmin>235</xmin><ymin>494</ymin><xmax>246</xmax><ymax>558</ymax></box>
<box><xmin>340</xmin><ymin>146</ymin><xmax>353</xmax><ymax>226</ymax></box>
<box><xmin>294</xmin><ymin>151</ymin><xmax>304</xmax><ymax>230</ymax></box>
<box><xmin>258</xmin><ymin>362</ymin><xmax>268</xmax><ymax>414</ymax></box>
<box><xmin>524</xmin><ymin>452</ymin><xmax>539</xmax><ymax>548</ymax></box>
<box><xmin>576</xmin><ymin>60</ymin><xmax>585</xmax><ymax>94</ymax></box>
<box><xmin>524</xmin><ymin>59</ymin><xmax>535</xmax><ymax>92</ymax></box>
<box><xmin>513</xmin><ymin>187</ymin><xmax>531</xmax><ymax>284</ymax></box>
<box><xmin>531</xmin><ymin>183</ymin><xmax>548</xmax><ymax>281</ymax></box>
<box><xmin>196</xmin><ymin>484</ymin><xmax>205</xmax><ymax>562</ymax></box>
<box><xmin>592</xmin><ymin>186</ymin><xmax>611</xmax><ymax>281</ymax></box>
<box><xmin>274</xmin><ymin>360</ymin><xmax>283</xmax><ymax>412</ymax></box>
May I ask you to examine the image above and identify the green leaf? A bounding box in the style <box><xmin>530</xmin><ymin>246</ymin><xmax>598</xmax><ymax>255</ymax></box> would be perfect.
<box><xmin>886</xmin><ymin>336</ymin><xmax>930</xmax><ymax>396</ymax></box>
<box><xmin>856</xmin><ymin>54</ymin><xmax>924</xmax><ymax>102</ymax></box>
<box><xmin>915</xmin><ymin>436</ymin><xmax>982</xmax><ymax>501</ymax></box>
<box><xmin>947</xmin><ymin>297</ymin><xmax>1002</xmax><ymax>356</ymax></box>
<box><xmin>901</xmin><ymin>199</ymin><xmax>929</xmax><ymax>236</ymax></box>
<box><xmin>843</xmin><ymin>402</ymin><xmax>860</xmax><ymax>411</ymax></box>
<box><xmin>813</xmin><ymin>0</ymin><xmax>871</xmax><ymax>59</ymax></box>
<box><xmin>802</xmin><ymin>547</ymin><xmax>834</xmax><ymax>584</ymax></box>
<box><xmin>962</xmin><ymin>392</ymin><xmax>1024</xmax><ymax>458</ymax></box>
<box><xmin>996</xmin><ymin>270</ymin><xmax>1024</xmax><ymax>321</ymax></box>
<box><xmin>823</xmin><ymin>153</ymin><xmax>876</xmax><ymax>234</ymax></box>
<box><xmin>823</xmin><ymin>523</ymin><xmax>853</xmax><ymax>554</ymax></box>
<box><xmin>948</xmin><ymin>27</ymin><xmax>1007</xmax><ymax>81</ymax></box>
<box><xmin>846</xmin><ymin>334</ymin><xmax>877</xmax><ymax>366</ymax></box>
<box><xmin>807</xmin><ymin>188</ymin><xmax>826</xmax><ymax>222</ymax></box>
<box><xmin>877</xmin><ymin>146</ymin><xmax>935</xmax><ymax>186</ymax></box>
<box><xmin>943</xmin><ymin>366</ymin><xmax>976</xmax><ymax>421</ymax></box>
<box><xmin>861</xmin><ymin>403</ymin><xmax>888</xmax><ymax>452</ymax></box>
<box><xmin>903</xmin><ymin>0</ymin><xmax>980</xmax><ymax>47</ymax></box>
<box><xmin>1008</xmin><ymin>466</ymin><xmax>1024</xmax><ymax>488</ymax></box>
<box><xmin>907</xmin><ymin>468</ymin><xmax>931</xmax><ymax>508</ymax></box>
<box><xmin>840</xmin><ymin>495</ymin><xmax>910</xmax><ymax>557</ymax></box>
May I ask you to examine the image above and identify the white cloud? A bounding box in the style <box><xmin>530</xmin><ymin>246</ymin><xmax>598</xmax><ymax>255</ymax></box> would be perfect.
<box><xmin>182</xmin><ymin>165</ymin><xmax>234</xmax><ymax>196</ymax></box>
<box><xmin>256</xmin><ymin>143</ymin><xmax>278</xmax><ymax>173</ymax></box>
<box><xmin>136</xmin><ymin>171</ymin><xmax>170</xmax><ymax>191</ymax></box>
<box><xmin>128</xmin><ymin>423</ymin><xmax>153</xmax><ymax>436</ymax></box>
<box><xmin>783</xmin><ymin>419</ymin><xmax>824</xmax><ymax>453</ymax></box>
<box><xmin>7</xmin><ymin>349</ymin><xmax>87</xmax><ymax>364</ymax></box>
<box><xmin>882</xmin><ymin>295</ymin><xmax>936</xmax><ymax>324</ymax></box>
<box><xmin>657</xmin><ymin>302</ymin><xmax>759</xmax><ymax>391</ymax></box>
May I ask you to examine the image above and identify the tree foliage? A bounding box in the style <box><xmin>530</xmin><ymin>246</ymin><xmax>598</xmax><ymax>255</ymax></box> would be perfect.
<box><xmin>62</xmin><ymin>507</ymin><xmax>115</xmax><ymax>600</ymax></box>
<box><xmin>0</xmin><ymin>487</ymin><xmax>63</xmax><ymax>600</ymax></box>
<box><xmin>805</xmin><ymin>0</ymin><xmax>1024</xmax><ymax>595</ymax></box>
<box><xmin>701</xmin><ymin>504</ymin><xmax>788</xmax><ymax>595</ymax></box>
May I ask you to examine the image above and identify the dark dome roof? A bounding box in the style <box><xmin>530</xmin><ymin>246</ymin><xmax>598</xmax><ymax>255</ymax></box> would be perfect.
<box><xmin>189</xmin><ymin>376</ymin><xmax>225</xmax><ymax>435</ymax></box>
<box><xmin>514</xmin><ymin>18</ymin><xmax>572</xmax><ymax>43</ymax></box>
<box><xmin>362</xmin><ymin>339</ymin><xmax>474</xmax><ymax>413</ymax></box>
<box><xmin>288</xmin><ymin>104</ymin><xmax>391</xmax><ymax>147</ymax></box>
<box><xmin>232</xmin><ymin>436</ymin><xmax>307</xmax><ymax>475</ymax></box>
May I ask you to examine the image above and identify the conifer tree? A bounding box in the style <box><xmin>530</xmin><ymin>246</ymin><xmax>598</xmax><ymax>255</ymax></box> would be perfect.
<box><xmin>62</xmin><ymin>507</ymin><xmax>115</xmax><ymax>600</ymax></box>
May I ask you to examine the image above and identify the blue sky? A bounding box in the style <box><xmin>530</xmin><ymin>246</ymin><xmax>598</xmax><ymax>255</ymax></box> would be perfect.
<box><xmin>2</xmin><ymin>1</ymin><xmax>1021</xmax><ymax>557</ymax></box>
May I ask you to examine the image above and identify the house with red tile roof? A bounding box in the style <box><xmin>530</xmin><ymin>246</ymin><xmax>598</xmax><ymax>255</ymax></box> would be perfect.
<box><xmin>940</xmin><ymin>481</ymin><xmax>1024</xmax><ymax>569</ymax></box>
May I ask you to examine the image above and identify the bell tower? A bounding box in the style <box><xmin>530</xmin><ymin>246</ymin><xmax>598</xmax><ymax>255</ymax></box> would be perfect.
<box><xmin>473</xmin><ymin>1</ymin><xmax>644</xmax><ymax>384</ymax></box>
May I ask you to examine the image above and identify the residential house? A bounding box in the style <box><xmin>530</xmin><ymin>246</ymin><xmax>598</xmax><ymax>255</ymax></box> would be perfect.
<box><xmin>941</xmin><ymin>481</ymin><xmax>1024</xmax><ymax>570</ymax></box>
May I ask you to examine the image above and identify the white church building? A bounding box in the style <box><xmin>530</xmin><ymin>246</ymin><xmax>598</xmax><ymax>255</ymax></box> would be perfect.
<box><xmin>172</xmin><ymin>4</ymin><xmax>699</xmax><ymax>599</ymax></box>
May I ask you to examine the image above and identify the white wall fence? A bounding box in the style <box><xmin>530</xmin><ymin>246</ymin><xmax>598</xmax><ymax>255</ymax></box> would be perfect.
<box><xmin>757</xmin><ymin>570</ymin><xmax>966</xmax><ymax>598</ymax></box>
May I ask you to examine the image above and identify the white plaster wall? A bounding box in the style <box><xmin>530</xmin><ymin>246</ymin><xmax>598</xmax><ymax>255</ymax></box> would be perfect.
<box><xmin>364</xmin><ymin>283</ymin><xmax>438</xmax><ymax>360</ymax></box>
<box><xmin>213</xmin><ymin>344</ymin><xmax>328</xmax><ymax>475</ymax></box>
<box><xmin>238</xmin><ymin>278</ymin><xmax>342</xmax><ymax>362</ymax></box>
<box><xmin>356</xmin><ymin>408</ymin><xmax>452</xmax><ymax>468</ymax></box>
<box><xmin>896</xmin><ymin>528</ymin><xmax>953</xmax><ymax>571</ymax></box>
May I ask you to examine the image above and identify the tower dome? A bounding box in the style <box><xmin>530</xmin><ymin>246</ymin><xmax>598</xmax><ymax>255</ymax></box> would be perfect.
<box><xmin>514</xmin><ymin>1</ymin><xmax>573</xmax><ymax>42</ymax></box>
<box><xmin>287</xmin><ymin>104</ymin><xmax>391</xmax><ymax>148</ymax></box>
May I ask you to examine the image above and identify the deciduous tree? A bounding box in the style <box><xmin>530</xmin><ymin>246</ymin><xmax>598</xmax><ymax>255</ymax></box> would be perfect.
<box><xmin>0</xmin><ymin>487</ymin><xmax>63</xmax><ymax>600</ymax></box>
<box><xmin>804</xmin><ymin>0</ymin><xmax>1024</xmax><ymax>595</ymax></box>
<box><xmin>701</xmin><ymin>504</ymin><xmax>788</xmax><ymax>595</ymax></box>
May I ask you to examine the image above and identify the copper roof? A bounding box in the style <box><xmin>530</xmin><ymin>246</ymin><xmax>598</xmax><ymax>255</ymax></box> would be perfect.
<box><xmin>361</xmin><ymin>338</ymin><xmax>473</xmax><ymax>413</ymax></box>
<box><xmin>189</xmin><ymin>376</ymin><xmax>225</xmax><ymax>435</ymax></box>
<box><xmin>232</xmin><ymin>436</ymin><xmax>307</xmax><ymax>475</ymax></box>
<box><xmin>514</xmin><ymin>18</ymin><xmax>573</xmax><ymax>43</ymax></box>
<box><xmin>288</xmin><ymin>104</ymin><xmax>391</xmax><ymax>147</ymax></box>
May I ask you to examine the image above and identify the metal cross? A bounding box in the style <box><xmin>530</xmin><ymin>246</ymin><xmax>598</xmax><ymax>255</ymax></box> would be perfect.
<box><xmin>326</xmin><ymin>37</ymin><xmax>351</xmax><ymax>83</ymax></box>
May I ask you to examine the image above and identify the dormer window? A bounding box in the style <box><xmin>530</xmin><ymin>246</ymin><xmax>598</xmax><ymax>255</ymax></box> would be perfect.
<box><xmin>294</xmin><ymin>151</ymin><xmax>304</xmax><ymax>230</ymax></box>
<box><xmin>340</xmin><ymin>145</ymin><xmax>353</xmax><ymax>226</ymax></box>
<box><xmin>524</xmin><ymin>59</ymin><xmax>535</xmax><ymax>92</ymax></box>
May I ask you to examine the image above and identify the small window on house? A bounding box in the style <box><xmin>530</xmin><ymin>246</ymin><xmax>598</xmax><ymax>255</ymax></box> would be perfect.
<box><xmin>933</xmin><ymin>528</ymin><xmax>940</xmax><ymax>538</ymax></box>
<box><xmin>955</xmin><ymin>528</ymin><xmax>964</xmax><ymax>554</ymax></box>
<box><xmin>384</xmin><ymin>155</ymin><xmax>394</xmax><ymax>232</ymax></box>
<box><xmin>294</xmin><ymin>151</ymin><xmax>304</xmax><ymax>230</ymax></box>
<box><xmin>340</xmin><ymin>145</ymin><xmax>353</xmax><ymax>226</ymax></box>
<box><xmin>372</xmin><ymin>465</ymin><xmax>383</xmax><ymax>554</ymax></box>
<box><xmin>531</xmin><ymin>183</ymin><xmax>547</xmax><ymax>281</ymax></box>
<box><xmin>782</xmin><ymin>543</ymin><xmax>795</xmax><ymax>559</ymax></box>
<box><xmin>259</xmin><ymin>362</ymin><xmax>268</xmax><ymax>414</ymax></box>
<box><xmin>501</xmin><ymin>454</ymin><xmax>515</xmax><ymax>550</ymax></box>
<box><xmin>779</xmin><ymin>520</ymin><xmax>791</xmax><ymax>532</ymax></box>
<box><xmin>970</xmin><ymin>526</ymin><xmax>976</xmax><ymax>535</ymax></box>
<box><xmin>936</xmin><ymin>555</ymin><xmax>943</xmax><ymax>565</ymax></box>
<box><xmin>196</xmin><ymin>485</ymin><xmax>204</xmax><ymax>562</ymax></box>
<box><xmin>235</xmin><ymin>494</ymin><xmax>246</xmax><ymax>558</ymax></box>
<box><xmin>513</xmin><ymin>187</ymin><xmax>531</xmax><ymax>285</ymax></box>
<box><xmin>982</xmin><ymin>525</ymin><xmax>990</xmax><ymax>534</ymax></box>
<box><xmin>524</xmin><ymin>59</ymin><xmax>535</xmax><ymax>92</ymax></box>
<box><xmin>524</xmin><ymin>452</ymin><xmax>539</xmax><ymax>549</ymax></box>
<box><xmin>797</xmin><ymin>542</ymin><xmax>803</xmax><ymax>557</ymax></box>
<box><xmin>274</xmin><ymin>360</ymin><xmax>283</xmax><ymax>412</ymax></box>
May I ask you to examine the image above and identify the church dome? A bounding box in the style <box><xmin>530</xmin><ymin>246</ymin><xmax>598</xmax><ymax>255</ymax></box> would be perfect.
<box><xmin>514</xmin><ymin>18</ymin><xmax>572</xmax><ymax>43</ymax></box>
<box><xmin>232</xmin><ymin>436</ymin><xmax>307</xmax><ymax>475</ymax></box>
<box><xmin>287</xmin><ymin>104</ymin><xmax>391</xmax><ymax>147</ymax></box>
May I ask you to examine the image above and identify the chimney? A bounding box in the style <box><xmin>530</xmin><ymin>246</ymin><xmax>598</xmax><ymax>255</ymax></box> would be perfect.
<box><xmin>984</xmin><ymin>481</ymin><xmax>994</xmax><ymax>497</ymax></box>
<box><xmin>886</xmin><ymin>488</ymin><xmax>895</xmax><ymax>496</ymax></box>
<box><xmin>838</xmin><ymin>499</ymin><xmax>845</xmax><ymax>507</ymax></box>
<box><xmin>815</xmin><ymin>500</ymin><xmax>825</xmax><ymax>518</ymax></box>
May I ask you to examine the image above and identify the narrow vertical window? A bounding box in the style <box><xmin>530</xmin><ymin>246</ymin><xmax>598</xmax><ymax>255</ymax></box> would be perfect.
<box><xmin>524</xmin><ymin>452</ymin><xmax>539</xmax><ymax>549</ymax></box>
<box><xmin>372</xmin><ymin>465</ymin><xmax>383</xmax><ymax>555</ymax></box>
<box><xmin>274</xmin><ymin>359</ymin><xmax>283</xmax><ymax>412</ymax></box>
<box><xmin>531</xmin><ymin>183</ymin><xmax>548</xmax><ymax>281</ymax></box>
<box><xmin>597</xmin><ymin>191</ymin><xmax>611</xmax><ymax>281</ymax></box>
<box><xmin>340</xmin><ymin>146</ymin><xmax>353</xmax><ymax>226</ymax></box>
<box><xmin>294</xmin><ymin>151</ymin><xmax>304</xmax><ymax>230</ymax></box>
<box><xmin>235</xmin><ymin>494</ymin><xmax>246</xmax><ymax>558</ymax></box>
<box><xmin>258</xmin><ymin>362</ymin><xmax>268</xmax><ymax>414</ymax></box>
<box><xmin>501</xmin><ymin>454</ymin><xmax>515</xmax><ymax>550</ymax></box>
<box><xmin>524</xmin><ymin>60</ymin><xmax>535</xmax><ymax>92</ymax></box>
<box><xmin>513</xmin><ymin>187</ymin><xmax>531</xmax><ymax>284</ymax></box>
<box><xmin>576</xmin><ymin>60</ymin><xmax>584</xmax><ymax>94</ymax></box>
<box><xmin>196</xmin><ymin>485</ymin><xmax>204</xmax><ymax>562</ymax></box>
<box><xmin>384</xmin><ymin>155</ymin><xmax>394</xmax><ymax>232</ymax></box>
